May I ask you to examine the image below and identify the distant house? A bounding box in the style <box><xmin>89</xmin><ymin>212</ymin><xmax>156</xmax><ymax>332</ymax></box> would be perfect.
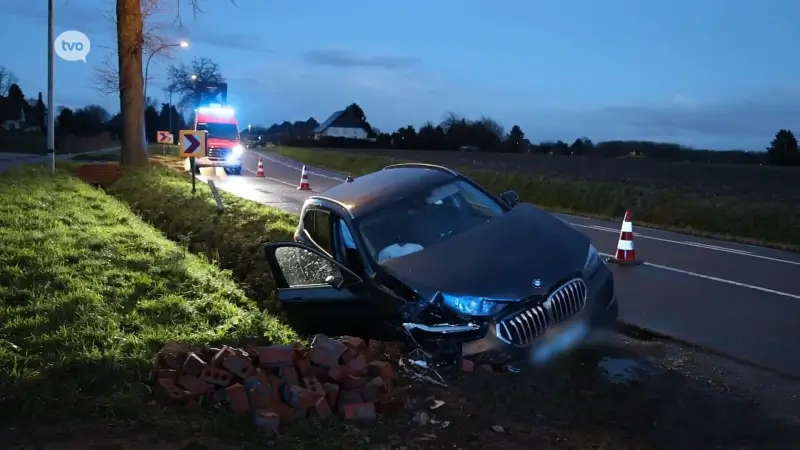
<box><xmin>0</xmin><ymin>97</ymin><xmax>40</xmax><ymax>132</ymax></box>
<box><xmin>313</xmin><ymin>109</ymin><xmax>371</xmax><ymax>140</ymax></box>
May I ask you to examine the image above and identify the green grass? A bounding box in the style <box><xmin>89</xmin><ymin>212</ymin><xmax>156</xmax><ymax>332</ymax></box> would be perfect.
<box><xmin>0</xmin><ymin>165</ymin><xmax>297</xmax><ymax>441</ymax></box>
<box><xmin>106</xmin><ymin>164</ymin><xmax>299</xmax><ymax>311</ymax></box>
<box><xmin>275</xmin><ymin>147</ymin><xmax>800</xmax><ymax>250</ymax></box>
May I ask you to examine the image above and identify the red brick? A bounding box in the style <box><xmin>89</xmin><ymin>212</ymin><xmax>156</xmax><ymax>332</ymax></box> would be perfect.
<box><xmin>252</xmin><ymin>410</ymin><xmax>281</xmax><ymax>434</ymax></box>
<box><xmin>461</xmin><ymin>359</ymin><xmax>475</xmax><ymax>373</ymax></box>
<box><xmin>182</xmin><ymin>353</ymin><xmax>208</xmax><ymax>377</ymax></box>
<box><xmin>339</xmin><ymin>336</ymin><xmax>366</xmax><ymax>352</ymax></box>
<box><xmin>305</xmin><ymin>364</ymin><xmax>330</xmax><ymax>381</ymax></box>
<box><xmin>327</xmin><ymin>365</ymin><xmax>345</xmax><ymax>382</ymax></box>
<box><xmin>343</xmin><ymin>402</ymin><xmax>376</xmax><ymax>420</ymax></box>
<box><xmin>362</xmin><ymin>377</ymin><xmax>388</xmax><ymax>402</ymax></box>
<box><xmin>309</xmin><ymin>334</ymin><xmax>347</xmax><ymax>367</ymax></box>
<box><xmin>247</xmin><ymin>385</ymin><xmax>272</xmax><ymax>410</ymax></box>
<box><xmin>341</xmin><ymin>374</ymin><xmax>370</xmax><ymax>391</ymax></box>
<box><xmin>323</xmin><ymin>382</ymin><xmax>340</xmax><ymax>409</ymax></box>
<box><xmin>295</xmin><ymin>357</ymin><xmax>311</xmax><ymax>375</ymax></box>
<box><xmin>340</xmin><ymin>347</ymin><xmax>359</xmax><ymax>364</ymax></box>
<box><xmin>303</xmin><ymin>377</ymin><xmax>326</xmax><ymax>397</ymax></box>
<box><xmin>311</xmin><ymin>396</ymin><xmax>333</xmax><ymax>419</ymax></box>
<box><xmin>368</xmin><ymin>361</ymin><xmax>394</xmax><ymax>380</ymax></box>
<box><xmin>226</xmin><ymin>383</ymin><xmax>249</xmax><ymax>414</ymax></box>
<box><xmin>222</xmin><ymin>354</ymin><xmax>255</xmax><ymax>378</ymax></box>
<box><xmin>199</xmin><ymin>366</ymin><xmax>232</xmax><ymax>387</ymax></box>
<box><xmin>375</xmin><ymin>395</ymin><xmax>404</xmax><ymax>414</ymax></box>
<box><xmin>155</xmin><ymin>379</ymin><xmax>186</xmax><ymax>402</ymax></box>
<box><xmin>284</xmin><ymin>385</ymin><xmax>315</xmax><ymax>409</ymax></box>
<box><xmin>211</xmin><ymin>346</ymin><xmax>235</xmax><ymax>367</ymax></box>
<box><xmin>256</xmin><ymin>345</ymin><xmax>294</xmax><ymax>367</ymax></box>
<box><xmin>365</xmin><ymin>340</ymin><xmax>384</xmax><ymax>359</ymax></box>
<box><xmin>279</xmin><ymin>366</ymin><xmax>300</xmax><ymax>385</ymax></box>
<box><xmin>156</xmin><ymin>369</ymin><xmax>178</xmax><ymax>380</ymax></box>
<box><xmin>177</xmin><ymin>375</ymin><xmax>212</xmax><ymax>396</ymax></box>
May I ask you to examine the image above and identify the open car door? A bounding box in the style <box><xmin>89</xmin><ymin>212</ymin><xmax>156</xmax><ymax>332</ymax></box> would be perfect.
<box><xmin>264</xmin><ymin>241</ymin><xmax>375</xmax><ymax>336</ymax></box>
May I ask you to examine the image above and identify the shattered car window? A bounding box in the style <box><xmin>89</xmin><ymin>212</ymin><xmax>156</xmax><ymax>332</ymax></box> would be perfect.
<box><xmin>358</xmin><ymin>179</ymin><xmax>506</xmax><ymax>263</ymax></box>
<box><xmin>275</xmin><ymin>246</ymin><xmax>340</xmax><ymax>287</ymax></box>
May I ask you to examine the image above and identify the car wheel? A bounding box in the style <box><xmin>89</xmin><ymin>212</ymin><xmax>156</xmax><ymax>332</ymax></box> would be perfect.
<box><xmin>230</xmin><ymin>166</ymin><xmax>242</xmax><ymax>175</ymax></box>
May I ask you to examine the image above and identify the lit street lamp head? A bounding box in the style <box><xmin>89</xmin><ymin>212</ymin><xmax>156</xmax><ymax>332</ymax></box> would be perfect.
<box><xmin>179</xmin><ymin>41</ymin><xmax>189</xmax><ymax>47</ymax></box>
<box><xmin>191</xmin><ymin>74</ymin><xmax>197</xmax><ymax>80</ymax></box>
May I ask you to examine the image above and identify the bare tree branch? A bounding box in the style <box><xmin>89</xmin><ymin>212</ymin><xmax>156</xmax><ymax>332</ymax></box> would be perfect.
<box><xmin>165</xmin><ymin>57</ymin><xmax>226</xmax><ymax>107</ymax></box>
<box><xmin>0</xmin><ymin>66</ymin><xmax>19</xmax><ymax>97</ymax></box>
<box><xmin>92</xmin><ymin>0</ymin><xmax>179</xmax><ymax>95</ymax></box>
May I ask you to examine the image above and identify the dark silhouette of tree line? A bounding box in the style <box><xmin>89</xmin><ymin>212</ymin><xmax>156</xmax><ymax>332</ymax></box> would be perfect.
<box><xmin>280</xmin><ymin>104</ymin><xmax>799</xmax><ymax>167</ymax></box>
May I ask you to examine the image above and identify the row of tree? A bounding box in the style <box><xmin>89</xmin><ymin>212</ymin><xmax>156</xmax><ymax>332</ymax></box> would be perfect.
<box><xmin>278</xmin><ymin>105</ymin><xmax>799</xmax><ymax>166</ymax></box>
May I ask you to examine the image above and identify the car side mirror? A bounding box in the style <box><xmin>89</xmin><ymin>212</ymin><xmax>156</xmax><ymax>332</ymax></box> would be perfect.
<box><xmin>325</xmin><ymin>275</ymin><xmax>345</xmax><ymax>290</ymax></box>
<box><xmin>500</xmin><ymin>190</ymin><xmax>520</xmax><ymax>208</ymax></box>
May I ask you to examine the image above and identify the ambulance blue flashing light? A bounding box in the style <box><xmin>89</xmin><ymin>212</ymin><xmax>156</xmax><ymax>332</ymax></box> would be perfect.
<box><xmin>196</xmin><ymin>105</ymin><xmax>235</xmax><ymax>116</ymax></box>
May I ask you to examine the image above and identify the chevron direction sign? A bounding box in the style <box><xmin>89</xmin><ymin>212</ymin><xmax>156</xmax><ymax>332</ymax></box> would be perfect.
<box><xmin>156</xmin><ymin>131</ymin><xmax>173</xmax><ymax>144</ymax></box>
<box><xmin>179</xmin><ymin>130</ymin><xmax>206</xmax><ymax>157</ymax></box>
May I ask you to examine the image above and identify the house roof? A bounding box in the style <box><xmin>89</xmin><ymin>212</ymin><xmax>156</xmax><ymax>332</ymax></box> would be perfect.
<box><xmin>0</xmin><ymin>97</ymin><xmax>37</xmax><ymax>124</ymax></box>
<box><xmin>312</xmin><ymin>110</ymin><xmax>345</xmax><ymax>134</ymax></box>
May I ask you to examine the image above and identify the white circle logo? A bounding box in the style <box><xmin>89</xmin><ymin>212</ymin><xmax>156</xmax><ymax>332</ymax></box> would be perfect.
<box><xmin>54</xmin><ymin>30</ymin><xmax>91</xmax><ymax>62</ymax></box>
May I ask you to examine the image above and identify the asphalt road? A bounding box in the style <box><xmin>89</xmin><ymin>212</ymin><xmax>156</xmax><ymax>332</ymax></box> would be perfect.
<box><xmin>0</xmin><ymin>147</ymin><xmax>121</xmax><ymax>173</ymax></box>
<box><xmin>201</xmin><ymin>149</ymin><xmax>800</xmax><ymax>378</ymax></box>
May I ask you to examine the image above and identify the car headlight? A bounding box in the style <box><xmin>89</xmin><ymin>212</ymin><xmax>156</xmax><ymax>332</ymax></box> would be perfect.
<box><xmin>582</xmin><ymin>244</ymin><xmax>602</xmax><ymax>277</ymax></box>
<box><xmin>232</xmin><ymin>144</ymin><xmax>244</xmax><ymax>155</ymax></box>
<box><xmin>441</xmin><ymin>293</ymin><xmax>504</xmax><ymax>317</ymax></box>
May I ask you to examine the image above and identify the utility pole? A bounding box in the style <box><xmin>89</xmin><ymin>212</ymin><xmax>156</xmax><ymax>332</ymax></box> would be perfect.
<box><xmin>47</xmin><ymin>0</ymin><xmax>55</xmax><ymax>173</ymax></box>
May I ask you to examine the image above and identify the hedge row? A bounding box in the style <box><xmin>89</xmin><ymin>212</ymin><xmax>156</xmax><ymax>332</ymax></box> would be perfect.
<box><xmin>275</xmin><ymin>147</ymin><xmax>800</xmax><ymax>250</ymax></box>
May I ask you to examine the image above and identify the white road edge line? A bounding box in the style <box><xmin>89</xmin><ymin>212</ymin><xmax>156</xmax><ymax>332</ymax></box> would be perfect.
<box><xmin>255</xmin><ymin>150</ymin><xmax>800</xmax><ymax>266</ymax></box>
<box><xmin>599</xmin><ymin>252</ymin><xmax>800</xmax><ymax>300</ymax></box>
<box><xmin>574</xmin><ymin>222</ymin><xmax>799</xmax><ymax>266</ymax></box>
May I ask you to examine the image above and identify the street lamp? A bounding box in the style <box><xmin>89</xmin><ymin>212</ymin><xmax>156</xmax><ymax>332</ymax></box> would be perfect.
<box><xmin>143</xmin><ymin>40</ymin><xmax>188</xmax><ymax>101</ymax></box>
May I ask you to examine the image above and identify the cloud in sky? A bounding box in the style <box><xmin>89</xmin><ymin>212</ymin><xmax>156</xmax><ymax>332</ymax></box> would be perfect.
<box><xmin>303</xmin><ymin>49</ymin><xmax>420</xmax><ymax>69</ymax></box>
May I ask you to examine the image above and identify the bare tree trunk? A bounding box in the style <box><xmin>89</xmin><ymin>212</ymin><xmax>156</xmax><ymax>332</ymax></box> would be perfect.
<box><xmin>116</xmin><ymin>0</ymin><xmax>148</xmax><ymax>167</ymax></box>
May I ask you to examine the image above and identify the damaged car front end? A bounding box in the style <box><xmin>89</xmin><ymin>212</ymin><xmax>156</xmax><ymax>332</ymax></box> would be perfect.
<box><xmin>264</xmin><ymin>163</ymin><xmax>618</xmax><ymax>368</ymax></box>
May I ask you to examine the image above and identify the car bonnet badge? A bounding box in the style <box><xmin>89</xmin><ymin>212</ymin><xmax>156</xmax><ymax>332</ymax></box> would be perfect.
<box><xmin>532</xmin><ymin>278</ymin><xmax>542</xmax><ymax>288</ymax></box>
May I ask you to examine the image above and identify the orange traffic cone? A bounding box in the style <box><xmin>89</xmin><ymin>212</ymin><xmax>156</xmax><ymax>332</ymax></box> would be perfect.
<box><xmin>608</xmin><ymin>209</ymin><xmax>642</xmax><ymax>265</ymax></box>
<box><xmin>297</xmin><ymin>165</ymin><xmax>311</xmax><ymax>191</ymax></box>
<box><xmin>256</xmin><ymin>157</ymin><xmax>264</xmax><ymax>177</ymax></box>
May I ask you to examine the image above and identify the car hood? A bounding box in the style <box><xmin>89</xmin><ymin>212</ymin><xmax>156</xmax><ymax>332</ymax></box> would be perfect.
<box><xmin>208</xmin><ymin>138</ymin><xmax>239</xmax><ymax>148</ymax></box>
<box><xmin>380</xmin><ymin>203</ymin><xmax>589</xmax><ymax>302</ymax></box>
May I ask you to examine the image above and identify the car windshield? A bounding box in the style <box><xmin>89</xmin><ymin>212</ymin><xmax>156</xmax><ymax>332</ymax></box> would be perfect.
<box><xmin>197</xmin><ymin>122</ymin><xmax>238</xmax><ymax>141</ymax></box>
<box><xmin>357</xmin><ymin>179</ymin><xmax>506</xmax><ymax>264</ymax></box>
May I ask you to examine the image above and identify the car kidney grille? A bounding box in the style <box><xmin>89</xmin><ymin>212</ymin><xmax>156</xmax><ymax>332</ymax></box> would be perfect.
<box><xmin>208</xmin><ymin>148</ymin><xmax>230</xmax><ymax>159</ymax></box>
<box><xmin>496</xmin><ymin>278</ymin><xmax>587</xmax><ymax>347</ymax></box>
<box><xmin>547</xmin><ymin>278</ymin><xmax>587</xmax><ymax>322</ymax></box>
<box><xmin>496</xmin><ymin>305</ymin><xmax>549</xmax><ymax>347</ymax></box>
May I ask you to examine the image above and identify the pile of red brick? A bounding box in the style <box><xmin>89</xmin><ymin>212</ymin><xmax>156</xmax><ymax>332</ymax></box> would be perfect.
<box><xmin>153</xmin><ymin>335</ymin><xmax>406</xmax><ymax>433</ymax></box>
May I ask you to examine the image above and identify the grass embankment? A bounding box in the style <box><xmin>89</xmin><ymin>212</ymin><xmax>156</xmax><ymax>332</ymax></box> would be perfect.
<box><xmin>107</xmin><ymin>163</ymin><xmax>298</xmax><ymax>311</ymax></box>
<box><xmin>0</xmin><ymin>165</ymin><xmax>297</xmax><ymax>444</ymax></box>
<box><xmin>275</xmin><ymin>147</ymin><xmax>800</xmax><ymax>250</ymax></box>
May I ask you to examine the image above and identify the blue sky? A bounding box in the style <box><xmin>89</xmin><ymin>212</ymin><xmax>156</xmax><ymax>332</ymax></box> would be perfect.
<box><xmin>1</xmin><ymin>0</ymin><xmax>798</xmax><ymax>150</ymax></box>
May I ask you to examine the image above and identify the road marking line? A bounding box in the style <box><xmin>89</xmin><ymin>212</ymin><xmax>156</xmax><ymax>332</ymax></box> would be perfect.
<box><xmin>578</xmin><ymin>223</ymin><xmax>799</xmax><ymax>265</ymax></box>
<box><xmin>254</xmin><ymin>151</ymin><xmax>800</xmax><ymax>266</ymax></box>
<box><xmin>255</xmin><ymin>151</ymin><xmax>346</xmax><ymax>181</ymax></box>
<box><xmin>599</xmin><ymin>252</ymin><xmax>800</xmax><ymax>299</ymax></box>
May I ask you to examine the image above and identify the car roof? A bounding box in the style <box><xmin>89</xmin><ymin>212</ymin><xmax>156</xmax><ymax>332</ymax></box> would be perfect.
<box><xmin>311</xmin><ymin>164</ymin><xmax>458</xmax><ymax>218</ymax></box>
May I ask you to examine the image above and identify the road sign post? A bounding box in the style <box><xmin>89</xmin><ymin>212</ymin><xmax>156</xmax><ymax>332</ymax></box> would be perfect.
<box><xmin>179</xmin><ymin>130</ymin><xmax>207</xmax><ymax>194</ymax></box>
<box><xmin>157</xmin><ymin>131</ymin><xmax>173</xmax><ymax>156</ymax></box>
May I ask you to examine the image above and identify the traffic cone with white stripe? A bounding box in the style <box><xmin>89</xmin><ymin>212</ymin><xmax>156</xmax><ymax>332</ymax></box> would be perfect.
<box><xmin>297</xmin><ymin>165</ymin><xmax>311</xmax><ymax>191</ymax></box>
<box><xmin>256</xmin><ymin>157</ymin><xmax>264</xmax><ymax>177</ymax></box>
<box><xmin>608</xmin><ymin>209</ymin><xmax>642</xmax><ymax>265</ymax></box>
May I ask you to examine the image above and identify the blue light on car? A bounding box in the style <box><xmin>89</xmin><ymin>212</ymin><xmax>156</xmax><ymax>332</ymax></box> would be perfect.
<box><xmin>582</xmin><ymin>244</ymin><xmax>602</xmax><ymax>277</ymax></box>
<box><xmin>441</xmin><ymin>293</ymin><xmax>500</xmax><ymax>316</ymax></box>
<box><xmin>196</xmin><ymin>105</ymin><xmax>235</xmax><ymax>116</ymax></box>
